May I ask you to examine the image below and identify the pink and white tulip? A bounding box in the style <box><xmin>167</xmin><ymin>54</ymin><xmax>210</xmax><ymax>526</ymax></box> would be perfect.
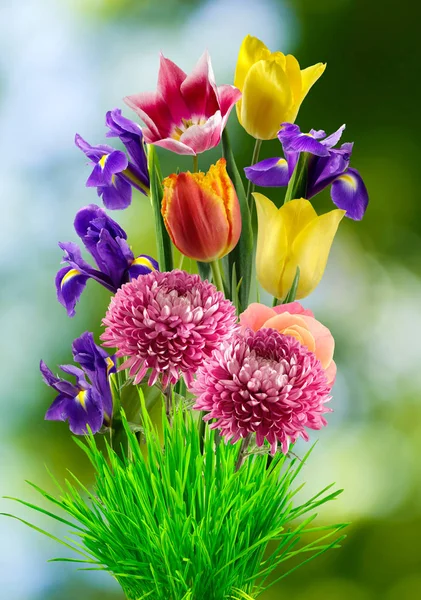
<box><xmin>124</xmin><ymin>52</ymin><xmax>241</xmax><ymax>156</ymax></box>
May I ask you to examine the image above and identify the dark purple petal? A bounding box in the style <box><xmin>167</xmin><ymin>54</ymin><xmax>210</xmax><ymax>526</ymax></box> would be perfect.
<box><xmin>40</xmin><ymin>360</ymin><xmax>79</xmax><ymax>396</ymax></box>
<box><xmin>57</xmin><ymin>241</ymin><xmax>116</xmax><ymax>311</ymax></box>
<box><xmin>45</xmin><ymin>394</ymin><xmax>69</xmax><ymax>422</ymax></box>
<box><xmin>321</xmin><ymin>124</ymin><xmax>346</xmax><ymax>149</ymax></box>
<box><xmin>308</xmin><ymin>128</ymin><xmax>327</xmax><ymax>140</ymax></box>
<box><xmin>244</xmin><ymin>157</ymin><xmax>290</xmax><ymax>187</ymax></box>
<box><xmin>330</xmin><ymin>167</ymin><xmax>369</xmax><ymax>220</ymax></box>
<box><xmin>95</xmin><ymin>228</ymin><xmax>131</xmax><ymax>287</ymax></box>
<box><xmin>128</xmin><ymin>254</ymin><xmax>159</xmax><ymax>279</ymax></box>
<box><xmin>101</xmin><ymin>151</ymin><xmax>128</xmax><ymax>184</ymax></box>
<box><xmin>106</xmin><ymin>108</ymin><xmax>144</xmax><ymax>138</ymax></box>
<box><xmin>72</xmin><ymin>332</ymin><xmax>115</xmax><ymax>420</ymax></box>
<box><xmin>59</xmin><ymin>364</ymin><xmax>89</xmax><ymax>389</ymax></box>
<box><xmin>40</xmin><ymin>360</ymin><xmax>61</xmax><ymax>387</ymax></box>
<box><xmin>308</xmin><ymin>149</ymin><xmax>351</xmax><ymax>197</ymax></box>
<box><xmin>65</xmin><ymin>387</ymin><xmax>104</xmax><ymax>435</ymax></box>
<box><xmin>74</xmin><ymin>205</ymin><xmax>127</xmax><ymax>257</ymax></box>
<box><xmin>59</xmin><ymin>241</ymin><xmax>97</xmax><ymax>274</ymax></box>
<box><xmin>59</xmin><ymin>240</ymin><xmax>114</xmax><ymax>282</ymax></box>
<box><xmin>75</xmin><ymin>134</ymin><xmax>115</xmax><ymax>163</ymax></box>
<box><xmin>55</xmin><ymin>266</ymin><xmax>89</xmax><ymax>318</ymax></box>
<box><xmin>278</xmin><ymin>123</ymin><xmax>330</xmax><ymax>157</ymax></box>
<box><xmin>86</xmin><ymin>164</ymin><xmax>104</xmax><ymax>188</ymax></box>
<box><xmin>106</xmin><ymin>109</ymin><xmax>149</xmax><ymax>191</ymax></box>
<box><xmin>100</xmin><ymin>177</ymin><xmax>132</xmax><ymax>210</ymax></box>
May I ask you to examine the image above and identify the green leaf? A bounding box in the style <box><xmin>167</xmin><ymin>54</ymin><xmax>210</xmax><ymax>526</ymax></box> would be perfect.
<box><xmin>3</xmin><ymin>407</ymin><xmax>346</xmax><ymax>599</ymax></box>
<box><xmin>147</xmin><ymin>145</ymin><xmax>173</xmax><ymax>272</ymax></box>
<box><xmin>222</xmin><ymin>129</ymin><xmax>253</xmax><ymax>311</ymax></box>
<box><xmin>196</xmin><ymin>261</ymin><xmax>211</xmax><ymax>282</ymax></box>
<box><xmin>284</xmin><ymin>152</ymin><xmax>309</xmax><ymax>203</ymax></box>
<box><xmin>282</xmin><ymin>266</ymin><xmax>300</xmax><ymax>304</ymax></box>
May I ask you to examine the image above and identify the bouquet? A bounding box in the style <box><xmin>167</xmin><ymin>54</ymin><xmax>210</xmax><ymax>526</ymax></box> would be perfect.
<box><xmin>4</xmin><ymin>35</ymin><xmax>368</xmax><ymax>599</ymax></box>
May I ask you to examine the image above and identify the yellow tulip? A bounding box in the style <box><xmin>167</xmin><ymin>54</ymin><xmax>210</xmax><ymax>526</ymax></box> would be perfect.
<box><xmin>235</xmin><ymin>35</ymin><xmax>326</xmax><ymax>140</ymax></box>
<box><xmin>254</xmin><ymin>194</ymin><xmax>345</xmax><ymax>300</ymax></box>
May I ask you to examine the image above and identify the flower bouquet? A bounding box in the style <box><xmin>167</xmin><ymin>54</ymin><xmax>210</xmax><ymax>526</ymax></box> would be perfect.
<box><xmin>4</xmin><ymin>35</ymin><xmax>368</xmax><ymax>599</ymax></box>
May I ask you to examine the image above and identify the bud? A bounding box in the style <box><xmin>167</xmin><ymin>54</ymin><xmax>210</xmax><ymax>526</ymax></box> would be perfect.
<box><xmin>162</xmin><ymin>159</ymin><xmax>241</xmax><ymax>262</ymax></box>
<box><xmin>254</xmin><ymin>194</ymin><xmax>345</xmax><ymax>300</ymax></box>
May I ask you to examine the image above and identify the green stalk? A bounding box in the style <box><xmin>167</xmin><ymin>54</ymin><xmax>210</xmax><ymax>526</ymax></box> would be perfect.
<box><xmin>246</xmin><ymin>138</ymin><xmax>262</xmax><ymax>210</ymax></box>
<box><xmin>192</xmin><ymin>154</ymin><xmax>211</xmax><ymax>282</ymax></box>
<box><xmin>221</xmin><ymin>128</ymin><xmax>253</xmax><ymax>310</ymax></box>
<box><xmin>210</xmin><ymin>259</ymin><xmax>224</xmax><ymax>293</ymax></box>
<box><xmin>284</xmin><ymin>152</ymin><xmax>310</xmax><ymax>203</ymax></box>
<box><xmin>147</xmin><ymin>145</ymin><xmax>173</xmax><ymax>271</ymax></box>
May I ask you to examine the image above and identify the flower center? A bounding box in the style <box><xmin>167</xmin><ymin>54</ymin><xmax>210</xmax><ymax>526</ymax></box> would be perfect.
<box><xmin>171</xmin><ymin>117</ymin><xmax>207</xmax><ymax>141</ymax></box>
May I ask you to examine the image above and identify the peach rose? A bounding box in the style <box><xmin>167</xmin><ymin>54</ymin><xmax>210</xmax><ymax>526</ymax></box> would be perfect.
<box><xmin>239</xmin><ymin>301</ymin><xmax>336</xmax><ymax>386</ymax></box>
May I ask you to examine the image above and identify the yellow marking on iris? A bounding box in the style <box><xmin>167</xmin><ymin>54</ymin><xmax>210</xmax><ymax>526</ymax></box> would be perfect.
<box><xmin>338</xmin><ymin>174</ymin><xmax>357</xmax><ymax>190</ymax></box>
<box><xmin>99</xmin><ymin>154</ymin><xmax>108</xmax><ymax>169</ymax></box>
<box><xmin>131</xmin><ymin>256</ymin><xmax>156</xmax><ymax>270</ymax></box>
<box><xmin>105</xmin><ymin>356</ymin><xmax>114</xmax><ymax>374</ymax></box>
<box><xmin>61</xmin><ymin>268</ymin><xmax>81</xmax><ymax>288</ymax></box>
<box><xmin>122</xmin><ymin>169</ymin><xmax>150</xmax><ymax>195</ymax></box>
<box><xmin>276</xmin><ymin>158</ymin><xmax>287</xmax><ymax>167</ymax></box>
<box><xmin>76</xmin><ymin>390</ymin><xmax>87</xmax><ymax>410</ymax></box>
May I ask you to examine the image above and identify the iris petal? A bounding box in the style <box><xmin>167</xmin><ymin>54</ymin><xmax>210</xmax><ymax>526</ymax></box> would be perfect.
<box><xmin>55</xmin><ymin>266</ymin><xmax>89</xmax><ymax>318</ymax></box>
<box><xmin>244</xmin><ymin>157</ymin><xmax>290</xmax><ymax>187</ymax></box>
<box><xmin>330</xmin><ymin>167</ymin><xmax>369</xmax><ymax>221</ymax></box>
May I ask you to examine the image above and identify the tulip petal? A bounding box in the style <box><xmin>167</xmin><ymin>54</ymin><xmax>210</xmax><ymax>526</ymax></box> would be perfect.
<box><xmin>280</xmin><ymin>198</ymin><xmax>318</xmax><ymax>241</ymax></box>
<box><xmin>179</xmin><ymin>112</ymin><xmax>223</xmax><ymax>154</ymax></box>
<box><xmin>253</xmin><ymin>192</ymin><xmax>288</xmax><ymax>298</ymax></box>
<box><xmin>244</xmin><ymin>157</ymin><xmax>290</xmax><ymax>187</ymax></box>
<box><xmin>217</xmin><ymin>84</ymin><xmax>242</xmax><ymax>124</ymax></box>
<box><xmin>300</xmin><ymin>62</ymin><xmax>327</xmax><ymax>100</ymax></box>
<box><xmin>162</xmin><ymin>163</ymin><xmax>240</xmax><ymax>262</ymax></box>
<box><xmin>152</xmin><ymin>137</ymin><xmax>196</xmax><ymax>155</ymax></box>
<box><xmin>291</xmin><ymin>206</ymin><xmax>345</xmax><ymax>299</ymax></box>
<box><xmin>241</xmin><ymin>59</ymin><xmax>293</xmax><ymax>140</ymax></box>
<box><xmin>124</xmin><ymin>91</ymin><xmax>173</xmax><ymax>140</ymax></box>
<box><xmin>234</xmin><ymin>34</ymin><xmax>271</xmax><ymax>94</ymax></box>
<box><xmin>157</xmin><ymin>53</ymin><xmax>189</xmax><ymax>124</ymax></box>
<box><xmin>181</xmin><ymin>51</ymin><xmax>219</xmax><ymax>118</ymax></box>
<box><xmin>239</xmin><ymin>303</ymin><xmax>276</xmax><ymax>331</ymax></box>
<box><xmin>285</xmin><ymin>54</ymin><xmax>302</xmax><ymax>105</ymax></box>
<box><xmin>330</xmin><ymin>167</ymin><xmax>369</xmax><ymax>220</ymax></box>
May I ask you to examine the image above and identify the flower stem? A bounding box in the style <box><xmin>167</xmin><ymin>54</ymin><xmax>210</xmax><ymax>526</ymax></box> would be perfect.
<box><xmin>192</xmin><ymin>155</ymin><xmax>199</xmax><ymax>173</ymax></box>
<box><xmin>284</xmin><ymin>152</ymin><xmax>309</xmax><ymax>203</ymax></box>
<box><xmin>246</xmin><ymin>138</ymin><xmax>262</xmax><ymax>210</ymax></box>
<box><xmin>210</xmin><ymin>260</ymin><xmax>224</xmax><ymax>293</ymax></box>
<box><xmin>177</xmin><ymin>252</ymin><xmax>185</xmax><ymax>270</ymax></box>
<box><xmin>165</xmin><ymin>384</ymin><xmax>173</xmax><ymax>426</ymax></box>
<box><xmin>234</xmin><ymin>434</ymin><xmax>252</xmax><ymax>472</ymax></box>
<box><xmin>198</xmin><ymin>411</ymin><xmax>206</xmax><ymax>454</ymax></box>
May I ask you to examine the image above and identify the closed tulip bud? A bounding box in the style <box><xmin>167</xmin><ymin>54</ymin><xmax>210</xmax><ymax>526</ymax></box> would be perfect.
<box><xmin>254</xmin><ymin>194</ymin><xmax>345</xmax><ymax>300</ymax></box>
<box><xmin>235</xmin><ymin>35</ymin><xmax>326</xmax><ymax>140</ymax></box>
<box><xmin>162</xmin><ymin>159</ymin><xmax>241</xmax><ymax>262</ymax></box>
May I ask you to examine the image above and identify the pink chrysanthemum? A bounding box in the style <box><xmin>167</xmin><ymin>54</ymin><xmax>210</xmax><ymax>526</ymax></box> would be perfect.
<box><xmin>192</xmin><ymin>328</ymin><xmax>332</xmax><ymax>454</ymax></box>
<box><xmin>101</xmin><ymin>270</ymin><xmax>237</xmax><ymax>387</ymax></box>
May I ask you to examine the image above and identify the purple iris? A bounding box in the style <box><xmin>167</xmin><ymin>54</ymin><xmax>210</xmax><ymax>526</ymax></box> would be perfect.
<box><xmin>56</xmin><ymin>204</ymin><xmax>159</xmax><ymax>317</ymax></box>
<box><xmin>244</xmin><ymin>123</ymin><xmax>369</xmax><ymax>221</ymax></box>
<box><xmin>76</xmin><ymin>108</ymin><xmax>149</xmax><ymax>210</ymax></box>
<box><xmin>41</xmin><ymin>332</ymin><xmax>116</xmax><ymax>434</ymax></box>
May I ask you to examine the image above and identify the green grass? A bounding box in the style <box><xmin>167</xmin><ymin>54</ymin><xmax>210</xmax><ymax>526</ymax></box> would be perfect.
<box><xmin>3</xmin><ymin>397</ymin><xmax>347</xmax><ymax>599</ymax></box>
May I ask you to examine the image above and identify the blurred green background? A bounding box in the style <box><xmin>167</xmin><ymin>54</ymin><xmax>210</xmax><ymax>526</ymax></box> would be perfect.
<box><xmin>1</xmin><ymin>0</ymin><xmax>419</xmax><ymax>598</ymax></box>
